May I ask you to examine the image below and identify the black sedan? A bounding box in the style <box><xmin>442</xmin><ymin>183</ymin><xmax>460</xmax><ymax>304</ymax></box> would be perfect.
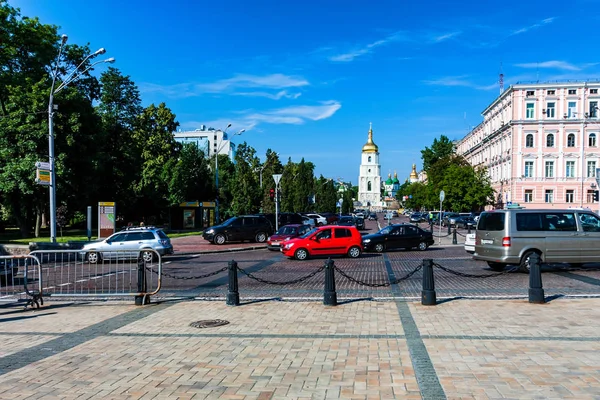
<box><xmin>337</xmin><ymin>216</ymin><xmax>355</xmax><ymax>226</ymax></box>
<box><xmin>362</xmin><ymin>224</ymin><xmax>434</xmax><ymax>252</ymax></box>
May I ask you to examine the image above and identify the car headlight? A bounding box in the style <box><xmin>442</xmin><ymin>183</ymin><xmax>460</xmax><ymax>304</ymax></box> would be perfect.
<box><xmin>363</xmin><ymin>239</ymin><xmax>371</xmax><ymax>243</ymax></box>
<box><xmin>205</xmin><ymin>229</ymin><xmax>214</xmax><ymax>234</ymax></box>
<box><xmin>283</xmin><ymin>242</ymin><xmax>294</xmax><ymax>250</ymax></box>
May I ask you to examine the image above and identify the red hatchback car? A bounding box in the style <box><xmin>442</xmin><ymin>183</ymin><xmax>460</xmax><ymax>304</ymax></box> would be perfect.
<box><xmin>281</xmin><ymin>225</ymin><xmax>363</xmax><ymax>260</ymax></box>
<box><xmin>267</xmin><ymin>224</ymin><xmax>311</xmax><ymax>251</ymax></box>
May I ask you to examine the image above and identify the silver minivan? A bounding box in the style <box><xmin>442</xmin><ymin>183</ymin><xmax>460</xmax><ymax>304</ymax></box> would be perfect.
<box><xmin>473</xmin><ymin>208</ymin><xmax>600</xmax><ymax>272</ymax></box>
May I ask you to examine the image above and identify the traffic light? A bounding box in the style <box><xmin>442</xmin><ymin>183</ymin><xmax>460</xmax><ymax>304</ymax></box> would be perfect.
<box><xmin>269</xmin><ymin>188</ymin><xmax>275</xmax><ymax>199</ymax></box>
<box><xmin>594</xmin><ymin>190</ymin><xmax>599</xmax><ymax>202</ymax></box>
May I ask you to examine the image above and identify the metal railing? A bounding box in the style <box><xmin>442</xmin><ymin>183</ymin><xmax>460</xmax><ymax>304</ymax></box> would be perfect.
<box><xmin>0</xmin><ymin>254</ymin><xmax>43</xmax><ymax>307</ymax></box>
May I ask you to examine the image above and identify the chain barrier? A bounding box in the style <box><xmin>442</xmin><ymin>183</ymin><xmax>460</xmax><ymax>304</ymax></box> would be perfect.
<box><xmin>333</xmin><ymin>264</ymin><xmax>422</xmax><ymax>287</ymax></box>
<box><xmin>431</xmin><ymin>231</ymin><xmax>452</xmax><ymax>238</ymax></box>
<box><xmin>237</xmin><ymin>264</ymin><xmax>326</xmax><ymax>285</ymax></box>
<box><xmin>147</xmin><ymin>265</ymin><xmax>228</xmax><ymax>280</ymax></box>
<box><xmin>455</xmin><ymin>230</ymin><xmax>468</xmax><ymax>237</ymax></box>
<box><xmin>432</xmin><ymin>262</ymin><xmax>518</xmax><ymax>278</ymax></box>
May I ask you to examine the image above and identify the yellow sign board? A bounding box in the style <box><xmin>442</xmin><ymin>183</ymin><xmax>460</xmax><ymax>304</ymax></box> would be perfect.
<box><xmin>201</xmin><ymin>202</ymin><xmax>215</xmax><ymax>207</ymax></box>
<box><xmin>36</xmin><ymin>169</ymin><xmax>51</xmax><ymax>185</ymax></box>
<box><xmin>98</xmin><ymin>201</ymin><xmax>115</xmax><ymax>206</ymax></box>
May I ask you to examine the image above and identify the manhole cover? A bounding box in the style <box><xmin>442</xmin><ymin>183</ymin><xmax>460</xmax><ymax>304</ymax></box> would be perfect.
<box><xmin>189</xmin><ymin>319</ymin><xmax>230</xmax><ymax>329</ymax></box>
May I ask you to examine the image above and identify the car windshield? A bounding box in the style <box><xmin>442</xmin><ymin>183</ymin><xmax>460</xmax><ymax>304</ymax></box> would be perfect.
<box><xmin>300</xmin><ymin>228</ymin><xmax>318</xmax><ymax>238</ymax></box>
<box><xmin>276</xmin><ymin>226</ymin><xmax>297</xmax><ymax>235</ymax></box>
<box><xmin>379</xmin><ymin>226</ymin><xmax>394</xmax><ymax>235</ymax></box>
<box><xmin>220</xmin><ymin>217</ymin><xmax>237</xmax><ymax>226</ymax></box>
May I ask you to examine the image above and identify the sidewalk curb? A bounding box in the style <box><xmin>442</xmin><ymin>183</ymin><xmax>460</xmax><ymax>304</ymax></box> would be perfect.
<box><xmin>171</xmin><ymin>245</ymin><xmax>268</xmax><ymax>256</ymax></box>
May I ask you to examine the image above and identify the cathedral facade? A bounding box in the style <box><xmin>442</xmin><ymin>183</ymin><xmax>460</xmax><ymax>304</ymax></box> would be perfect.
<box><xmin>357</xmin><ymin>124</ymin><xmax>382</xmax><ymax>207</ymax></box>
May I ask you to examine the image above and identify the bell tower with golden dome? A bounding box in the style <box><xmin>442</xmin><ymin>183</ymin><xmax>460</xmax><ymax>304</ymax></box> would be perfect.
<box><xmin>358</xmin><ymin>123</ymin><xmax>382</xmax><ymax>208</ymax></box>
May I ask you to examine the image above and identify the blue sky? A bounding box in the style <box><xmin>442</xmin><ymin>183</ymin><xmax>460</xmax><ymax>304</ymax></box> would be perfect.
<box><xmin>11</xmin><ymin>0</ymin><xmax>600</xmax><ymax>186</ymax></box>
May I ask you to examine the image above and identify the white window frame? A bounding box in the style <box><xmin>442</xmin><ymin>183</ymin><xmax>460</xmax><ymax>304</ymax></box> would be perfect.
<box><xmin>546</xmin><ymin>102</ymin><xmax>555</xmax><ymax>118</ymax></box>
<box><xmin>525</xmin><ymin>134</ymin><xmax>534</xmax><ymax>147</ymax></box>
<box><xmin>588</xmin><ymin>161</ymin><xmax>597</xmax><ymax>177</ymax></box>
<box><xmin>566</xmin><ymin>160</ymin><xmax>575</xmax><ymax>178</ymax></box>
<box><xmin>526</xmin><ymin>103</ymin><xmax>535</xmax><ymax>119</ymax></box>
<box><xmin>545</xmin><ymin>189</ymin><xmax>554</xmax><ymax>203</ymax></box>
<box><xmin>546</xmin><ymin>134</ymin><xmax>555</xmax><ymax>147</ymax></box>
<box><xmin>589</xmin><ymin>133</ymin><xmax>597</xmax><ymax>147</ymax></box>
<box><xmin>524</xmin><ymin>189</ymin><xmax>533</xmax><ymax>203</ymax></box>
<box><xmin>524</xmin><ymin>161</ymin><xmax>534</xmax><ymax>178</ymax></box>
<box><xmin>568</xmin><ymin>101</ymin><xmax>577</xmax><ymax>118</ymax></box>
<box><xmin>565</xmin><ymin>189</ymin><xmax>574</xmax><ymax>203</ymax></box>
<box><xmin>567</xmin><ymin>133</ymin><xmax>576</xmax><ymax>147</ymax></box>
<box><xmin>545</xmin><ymin>161</ymin><xmax>554</xmax><ymax>178</ymax></box>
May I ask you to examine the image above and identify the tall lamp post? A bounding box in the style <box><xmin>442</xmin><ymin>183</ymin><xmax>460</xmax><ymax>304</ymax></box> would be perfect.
<box><xmin>48</xmin><ymin>34</ymin><xmax>114</xmax><ymax>242</ymax></box>
<box><xmin>214</xmin><ymin>125</ymin><xmax>244</xmax><ymax>223</ymax></box>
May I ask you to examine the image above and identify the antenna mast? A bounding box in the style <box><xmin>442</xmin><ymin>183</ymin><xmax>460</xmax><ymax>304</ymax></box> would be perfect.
<box><xmin>499</xmin><ymin>62</ymin><xmax>504</xmax><ymax>94</ymax></box>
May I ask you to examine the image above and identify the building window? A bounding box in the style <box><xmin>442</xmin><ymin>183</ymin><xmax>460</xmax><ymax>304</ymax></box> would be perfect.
<box><xmin>526</xmin><ymin>103</ymin><xmax>535</xmax><ymax>119</ymax></box>
<box><xmin>567</xmin><ymin>133</ymin><xmax>575</xmax><ymax>147</ymax></box>
<box><xmin>545</xmin><ymin>102</ymin><xmax>555</xmax><ymax>118</ymax></box>
<box><xmin>590</xmin><ymin>101</ymin><xmax>598</xmax><ymax>118</ymax></box>
<box><xmin>524</xmin><ymin>161</ymin><xmax>534</xmax><ymax>177</ymax></box>
<box><xmin>526</xmin><ymin>90</ymin><xmax>535</xmax><ymax>96</ymax></box>
<box><xmin>368</xmin><ymin>156</ymin><xmax>372</xmax><ymax>162</ymax></box>
<box><xmin>587</xmin><ymin>190</ymin><xmax>595</xmax><ymax>203</ymax></box>
<box><xmin>568</xmin><ymin>89</ymin><xmax>577</xmax><ymax>95</ymax></box>
<box><xmin>546</xmin><ymin>134</ymin><xmax>554</xmax><ymax>147</ymax></box>
<box><xmin>566</xmin><ymin>190</ymin><xmax>574</xmax><ymax>203</ymax></box>
<box><xmin>566</xmin><ymin>161</ymin><xmax>575</xmax><ymax>178</ymax></box>
<box><xmin>524</xmin><ymin>190</ymin><xmax>533</xmax><ymax>203</ymax></box>
<box><xmin>545</xmin><ymin>161</ymin><xmax>554</xmax><ymax>178</ymax></box>
<box><xmin>526</xmin><ymin>134</ymin><xmax>534</xmax><ymax>147</ymax></box>
<box><xmin>367</xmin><ymin>181</ymin><xmax>372</xmax><ymax>191</ymax></box>
<box><xmin>591</xmin><ymin>89</ymin><xmax>599</xmax><ymax>94</ymax></box>
<box><xmin>590</xmin><ymin>133</ymin><xmax>597</xmax><ymax>147</ymax></box>
<box><xmin>547</xmin><ymin>90</ymin><xmax>555</xmax><ymax>95</ymax></box>
<box><xmin>568</xmin><ymin>101</ymin><xmax>577</xmax><ymax>118</ymax></box>
<box><xmin>545</xmin><ymin>190</ymin><xmax>554</xmax><ymax>203</ymax></box>
<box><xmin>588</xmin><ymin>161</ymin><xmax>597</xmax><ymax>177</ymax></box>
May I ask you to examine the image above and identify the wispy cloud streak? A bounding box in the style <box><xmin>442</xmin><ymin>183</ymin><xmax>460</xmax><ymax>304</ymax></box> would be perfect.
<box><xmin>510</xmin><ymin>17</ymin><xmax>555</xmax><ymax>36</ymax></box>
<box><xmin>329</xmin><ymin>31</ymin><xmax>407</xmax><ymax>62</ymax></box>
<box><xmin>423</xmin><ymin>75</ymin><xmax>497</xmax><ymax>91</ymax></box>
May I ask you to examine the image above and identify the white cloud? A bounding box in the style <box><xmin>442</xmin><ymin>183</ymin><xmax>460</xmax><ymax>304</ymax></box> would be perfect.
<box><xmin>184</xmin><ymin>101</ymin><xmax>342</xmax><ymax>132</ymax></box>
<box><xmin>196</xmin><ymin>73</ymin><xmax>309</xmax><ymax>92</ymax></box>
<box><xmin>423</xmin><ymin>75</ymin><xmax>497</xmax><ymax>91</ymax></box>
<box><xmin>431</xmin><ymin>31</ymin><xmax>461</xmax><ymax>43</ymax></box>
<box><xmin>232</xmin><ymin>90</ymin><xmax>302</xmax><ymax>100</ymax></box>
<box><xmin>329</xmin><ymin>31</ymin><xmax>407</xmax><ymax>62</ymax></box>
<box><xmin>515</xmin><ymin>60</ymin><xmax>581</xmax><ymax>71</ymax></box>
<box><xmin>510</xmin><ymin>17</ymin><xmax>555</xmax><ymax>36</ymax></box>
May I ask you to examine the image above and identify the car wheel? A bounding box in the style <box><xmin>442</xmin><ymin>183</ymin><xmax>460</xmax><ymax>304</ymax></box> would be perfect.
<box><xmin>141</xmin><ymin>250</ymin><xmax>154</xmax><ymax>263</ymax></box>
<box><xmin>418</xmin><ymin>241</ymin><xmax>428</xmax><ymax>251</ymax></box>
<box><xmin>294</xmin><ymin>248</ymin><xmax>309</xmax><ymax>260</ymax></box>
<box><xmin>214</xmin><ymin>234</ymin><xmax>226</xmax><ymax>245</ymax></box>
<box><xmin>255</xmin><ymin>232</ymin><xmax>267</xmax><ymax>243</ymax></box>
<box><xmin>87</xmin><ymin>252</ymin><xmax>100</xmax><ymax>264</ymax></box>
<box><xmin>520</xmin><ymin>250</ymin><xmax>539</xmax><ymax>273</ymax></box>
<box><xmin>374</xmin><ymin>243</ymin><xmax>385</xmax><ymax>253</ymax></box>
<box><xmin>487</xmin><ymin>262</ymin><xmax>505</xmax><ymax>271</ymax></box>
<box><xmin>347</xmin><ymin>246</ymin><xmax>361</xmax><ymax>258</ymax></box>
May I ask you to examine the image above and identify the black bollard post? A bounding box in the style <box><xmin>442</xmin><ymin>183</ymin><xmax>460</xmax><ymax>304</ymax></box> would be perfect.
<box><xmin>421</xmin><ymin>259</ymin><xmax>436</xmax><ymax>305</ymax></box>
<box><xmin>227</xmin><ymin>260</ymin><xmax>240</xmax><ymax>306</ymax></box>
<box><xmin>135</xmin><ymin>257</ymin><xmax>149</xmax><ymax>306</ymax></box>
<box><xmin>323</xmin><ymin>258</ymin><xmax>337</xmax><ymax>306</ymax></box>
<box><xmin>467</xmin><ymin>224</ymin><xmax>472</xmax><ymax>234</ymax></box>
<box><xmin>452</xmin><ymin>226</ymin><xmax>457</xmax><ymax>245</ymax></box>
<box><xmin>528</xmin><ymin>253</ymin><xmax>545</xmax><ymax>304</ymax></box>
<box><xmin>430</xmin><ymin>221</ymin><xmax>434</xmax><ymax>233</ymax></box>
<box><xmin>447</xmin><ymin>223</ymin><xmax>451</xmax><ymax>235</ymax></box>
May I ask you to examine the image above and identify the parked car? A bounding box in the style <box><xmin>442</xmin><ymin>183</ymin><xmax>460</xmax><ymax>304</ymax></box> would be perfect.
<box><xmin>337</xmin><ymin>216</ymin><xmax>355</xmax><ymax>226</ymax></box>
<box><xmin>464</xmin><ymin>232</ymin><xmax>476</xmax><ymax>254</ymax></box>
<box><xmin>322</xmin><ymin>212</ymin><xmax>339</xmax><ymax>225</ymax></box>
<box><xmin>281</xmin><ymin>225</ymin><xmax>363</xmax><ymax>260</ymax></box>
<box><xmin>454</xmin><ymin>216</ymin><xmax>477</xmax><ymax>229</ymax></box>
<box><xmin>442</xmin><ymin>212</ymin><xmax>460</xmax><ymax>226</ymax></box>
<box><xmin>354</xmin><ymin>216</ymin><xmax>365</xmax><ymax>230</ymax></box>
<box><xmin>301</xmin><ymin>215</ymin><xmax>317</xmax><ymax>229</ymax></box>
<box><xmin>267</xmin><ymin>224</ymin><xmax>311</xmax><ymax>251</ymax></box>
<box><xmin>258</xmin><ymin>212</ymin><xmax>302</xmax><ymax>228</ymax></box>
<box><xmin>362</xmin><ymin>224</ymin><xmax>434</xmax><ymax>252</ymax></box>
<box><xmin>305</xmin><ymin>213</ymin><xmax>327</xmax><ymax>226</ymax></box>
<box><xmin>474</xmin><ymin>208</ymin><xmax>600</xmax><ymax>272</ymax></box>
<box><xmin>203</xmin><ymin>215</ymin><xmax>273</xmax><ymax>245</ymax></box>
<box><xmin>409</xmin><ymin>212</ymin><xmax>426</xmax><ymax>223</ymax></box>
<box><xmin>368</xmin><ymin>212</ymin><xmax>377</xmax><ymax>221</ymax></box>
<box><xmin>80</xmin><ymin>226</ymin><xmax>173</xmax><ymax>264</ymax></box>
<box><xmin>392</xmin><ymin>211</ymin><xmax>399</xmax><ymax>217</ymax></box>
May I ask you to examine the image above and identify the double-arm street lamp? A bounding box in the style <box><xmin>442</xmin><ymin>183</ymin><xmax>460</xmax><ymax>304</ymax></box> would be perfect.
<box><xmin>214</xmin><ymin>125</ymin><xmax>244</xmax><ymax>223</ymax></box>
<box><xmin>48</xmin><ymin>34</ymin><xmax>114</xmax><ymax>242</ymax></box>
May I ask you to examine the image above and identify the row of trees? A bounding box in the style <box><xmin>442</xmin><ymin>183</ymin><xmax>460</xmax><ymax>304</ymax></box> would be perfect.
<box><xmin>0</xmin><ymin>1</ymin><xmax>346</xmax><ymax>237</ymax></box>
<box><xmin>396</xmin><ymin>136</ymin><xmax>495</xmax><ymax>212</ymax></box>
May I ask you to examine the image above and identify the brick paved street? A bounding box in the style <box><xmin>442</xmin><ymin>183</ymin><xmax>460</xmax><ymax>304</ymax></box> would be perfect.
<box><xmin>1</xmin><ymin>298</ymin><xmax>600</xmax><ymax>399</ymax></box>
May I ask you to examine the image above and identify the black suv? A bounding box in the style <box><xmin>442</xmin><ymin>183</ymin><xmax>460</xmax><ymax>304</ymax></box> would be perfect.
<box><xmin>203</xmin><ymin>215</ymin><xmax>273</xmax><ymax>245</ymax></box>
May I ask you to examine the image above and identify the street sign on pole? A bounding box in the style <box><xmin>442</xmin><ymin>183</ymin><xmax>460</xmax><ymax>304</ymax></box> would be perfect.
<box><xmin>35</xmin><ymin>161</ymin><xmax>52</xmax><ymax>170</ymax></box>
<box><xmin>273</xmin><ymin>174</ymin><xmax>282</xmax><ymax>231</ymax></box>
<box><xmin>438</xmin><ymin>190</ymin><xmax>445</xmax><ymax>245</ymax></box>
<box><xmin>439</xmin><ymin>190</ymin><xmax>445</xmax><ymax>202</ymax></box>
<box><xmin>36</xmin><ymin>169</ymin><xmax>51</xmax><ymax>185</ymax></box>
<box><xmin>272</xmin><ymin>174</ymin><xmax>282</xmax><ymax>185</ymax></box>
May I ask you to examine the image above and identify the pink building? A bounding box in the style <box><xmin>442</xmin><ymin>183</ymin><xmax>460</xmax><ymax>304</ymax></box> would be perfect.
<box><xmin>456</xmin><ymin>81</ymin><xmax>600</xmax><ymax>213</ymax></box>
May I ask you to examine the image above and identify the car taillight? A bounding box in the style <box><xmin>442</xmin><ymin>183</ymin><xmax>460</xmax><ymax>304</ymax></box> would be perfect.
<box><xmin>160</xmin><ymin>239</ymin><xmax>168</xmax><ymax>245</ymax></box>
<box><xmin>502</xmin><ymin>237</ymin><xmax>511</xmax><ymax>247</ymax></box>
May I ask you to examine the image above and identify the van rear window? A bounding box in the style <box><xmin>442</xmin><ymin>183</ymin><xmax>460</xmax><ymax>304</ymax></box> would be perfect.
<box><xmin>478</xmin><ymin>213</ymin><xmax>505</xmax><ymax>231</ymax></box>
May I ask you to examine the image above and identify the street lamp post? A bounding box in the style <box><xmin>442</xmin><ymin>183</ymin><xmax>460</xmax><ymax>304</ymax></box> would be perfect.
<box><xmin>214</xmin><ymin>125</ymin><xmax>244</xmax><ymax>223</ymax></box>
<box><xmin>48</xmin><ymin>34</ymin><xmax>114</xmax><ymax>242</ymax></box>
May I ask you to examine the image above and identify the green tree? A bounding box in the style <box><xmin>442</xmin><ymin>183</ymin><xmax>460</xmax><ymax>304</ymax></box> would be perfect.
<box><xmin>229</xmin><ymin>142</ymin><xmax>261</xmax><ymax>216</ymax></box>
<box><xmin>421</xmin><ymin>135</ymin><xmax>454</xmax><ymax>171</ymax></box>
<box><xmin>168</xmin><ymin>143</ymin><xmax>213</xmax><ymax>205</ymax></box>
<box><xmin>258</xmin><ymin>149</ymin><xmax>283</xmax><ymax>213</ymax></box>
<box><xmin>292</xmin><ymin>158</ymin><xmax>314</xmax><ymax>213</ymax></box>
<box><xmin>280</xmin><ymin>159</ymin><xmax>298</xmax><ymax>212</ymax></box>
<box><xmin>314</xmin><ymin>176</ymin><xmax>336</xmax><ymax>213</ymax></box>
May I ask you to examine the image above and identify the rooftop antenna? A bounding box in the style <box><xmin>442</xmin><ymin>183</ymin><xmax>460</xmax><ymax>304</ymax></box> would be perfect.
<box><xmin>499</xmin><ymin>62</ymin><xmax>504</xmax><ymax>94</ymax></box>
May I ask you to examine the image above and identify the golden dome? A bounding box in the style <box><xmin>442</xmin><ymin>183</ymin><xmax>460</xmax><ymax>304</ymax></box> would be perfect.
<box><xmin>409</xmin><ymin>164</ymin><xmax>418</xmax><ymax>180</ymax></box>
<box><xmin>362</xmin><ymin>123</ymin><xmax>379</xmax><ymax>153</ymax></box>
